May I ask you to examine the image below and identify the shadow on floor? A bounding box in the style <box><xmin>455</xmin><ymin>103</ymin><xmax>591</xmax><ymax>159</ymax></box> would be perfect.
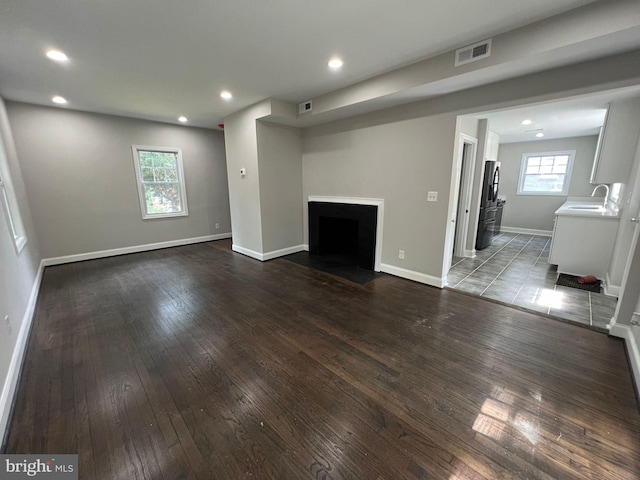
<box><xmin>282</xmin><ymin>252</ymin><xmax>385</xmax><ymax>285</ymax></box>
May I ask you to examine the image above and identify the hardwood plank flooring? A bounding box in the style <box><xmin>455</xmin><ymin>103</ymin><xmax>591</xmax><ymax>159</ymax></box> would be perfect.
<box><xmin>4</xmin><ymin>239</ymin><xmax>640</xmax><ymax>479</ymax></box>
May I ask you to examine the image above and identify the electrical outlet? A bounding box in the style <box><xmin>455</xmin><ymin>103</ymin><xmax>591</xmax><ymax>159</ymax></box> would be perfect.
<box><xmin>427</xmin><ymin>191</ymin><xmax>438</xmax><ymax>202</ymax></box>
<box><xmin>215</xmin><ymin>223</ymin><xmax>220</xmax><ymax>229</ymax></box>
<box><xmin>399</xmin><ymin>250</ymin><xmax>405</xmax><ymax>260</ymax></box>
<box><xmin>5</xmin><ymin>315</ymin><xmax>11</xmax><ymax>335</ymax></box>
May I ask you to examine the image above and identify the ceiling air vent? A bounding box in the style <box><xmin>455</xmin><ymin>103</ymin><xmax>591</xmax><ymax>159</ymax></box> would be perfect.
<box><xmin>455</xmin><ymin>39</ymin><xmax>492</xmax><ymax>67</ymax></box>
<box><xmin>299</xmin><ymin>100</ymin><xmax>312</xmax><ymax>114</ymax></box>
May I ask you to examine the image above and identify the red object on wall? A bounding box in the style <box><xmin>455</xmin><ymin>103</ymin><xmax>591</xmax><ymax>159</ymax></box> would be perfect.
<box><xmin>218</xmin><ymin>123</ymin><xmax>224</xmax><ymax>129</ymax></box>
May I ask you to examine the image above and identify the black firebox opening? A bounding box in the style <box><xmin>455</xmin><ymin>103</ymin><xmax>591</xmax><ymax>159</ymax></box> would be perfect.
<box><xmin>319</xmin><ymin>216</ymin><xmax>359</xmax><ymax>258</ymax></box>
<box><xmin>309</xmin><ymin>202</ymin><xmax>377</xmax><ymax>270</ymax></box>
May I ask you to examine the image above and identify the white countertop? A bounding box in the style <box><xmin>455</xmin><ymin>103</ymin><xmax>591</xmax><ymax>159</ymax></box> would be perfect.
<box><xmin>555</xmin><ymin>201</ymin><xmax>620</xmax><ymax>219</ymax></box>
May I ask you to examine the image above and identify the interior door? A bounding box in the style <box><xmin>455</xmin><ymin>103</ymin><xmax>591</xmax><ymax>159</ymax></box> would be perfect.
<box><xmin>453</xmin><ymin>137</ymin><xmax>477</xmax><ymax>259</ymax></box>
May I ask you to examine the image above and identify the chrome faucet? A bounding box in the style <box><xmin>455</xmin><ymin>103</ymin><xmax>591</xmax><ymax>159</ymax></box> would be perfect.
<box><xmin>591</xmin><ymin>184</ymin><xmax>610</xmax><ymax>208</ymax></box>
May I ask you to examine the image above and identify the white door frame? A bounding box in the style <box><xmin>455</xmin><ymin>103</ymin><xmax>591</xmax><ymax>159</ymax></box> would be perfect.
<box><xmin>454</xmin><ymin>134</ymin><xmax>478</xmax><ymax>258</ymax></box>
<box><xmin>609</xmin><ymin>134</ymin><xmax>640</xmax><ymax>391</ymax></box>
<box><xmin>443</xmin><ymin>133</ymin><xmax>478</xmax><ymax>278</ymax></box>
<box><xmin>609</xmin><ymin>213</ymin><xmax>640</xmax><ymax>391</ymax></box>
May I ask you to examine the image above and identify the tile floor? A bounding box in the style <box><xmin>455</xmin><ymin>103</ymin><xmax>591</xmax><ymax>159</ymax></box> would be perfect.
<box><xmin>447</xmin><ymin>232</ymin><xmax>618</xmax><ymax>331</ymax></box>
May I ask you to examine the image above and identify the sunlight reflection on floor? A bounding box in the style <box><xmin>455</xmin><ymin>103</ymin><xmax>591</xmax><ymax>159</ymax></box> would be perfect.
<box><xmin>533</xmin><ymin>288</ymin><xmax>565</xmax><ymax>309</ymax></box>
<box><xmin>473</xmin><ymin>386</ymin><xmax>542</xmax><ymax>448</ymax></box>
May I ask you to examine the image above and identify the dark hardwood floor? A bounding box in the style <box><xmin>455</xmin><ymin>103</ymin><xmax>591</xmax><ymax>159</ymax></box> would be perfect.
<box><xmin>5</xmin><ymin>239</ymin><xmax>640</xmax><ymax>479</ymax></box>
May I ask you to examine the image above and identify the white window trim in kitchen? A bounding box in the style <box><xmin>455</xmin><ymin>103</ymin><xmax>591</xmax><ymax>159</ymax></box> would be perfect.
<box><xmin>517</xmin><ymin>150</ymin><xmax>575</xmax><ymax>196</ymax></box>
<box><xmin>0</xmin><ymin>148</ymin><xmax>27</xmax><ymax>254</ymax></box>
<box><xmin>132</xmin><ymin>145</ymin><xmax>189</xmax><ymax>220</ymax></box>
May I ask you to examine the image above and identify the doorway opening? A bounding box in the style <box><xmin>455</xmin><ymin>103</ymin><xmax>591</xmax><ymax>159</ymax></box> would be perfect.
<box><xmin>452</xmin><ymin>134</ymin><xmax>478</xmax><ymax>260</ymax></box>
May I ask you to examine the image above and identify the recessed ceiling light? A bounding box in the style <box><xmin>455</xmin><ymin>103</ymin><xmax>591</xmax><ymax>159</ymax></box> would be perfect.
<box><xmin>536</xmin><ymin>132</ymin><xmax>545</xmax><ymax>138</ymax></box>
<box><xmin>327</xmin><ymin>58</ymin><xmax>344</xmax><ymax>70</ymax></box>
<box><xmin>51</xmin><ymin>95</ymin><xmax>67</xmax><ymax>105</ymax></box>
<box><xmin>178</xmin><ymin>116</ymin><xmax>188</xmax><ymax>123</ymax></box>
<box><xmin>46</xmin><ymin>50</ymin><xmax>69</xmax><ymax>63</ymax></box>
<box><xmin>220</xmin><ymin>91</ymin><xmax>233</xmax><ymax>100</ymax></box>
<box><xmin>521</xmin><ymin>119</ymin><xmax>532</xmax><ymax>125</ymax></box>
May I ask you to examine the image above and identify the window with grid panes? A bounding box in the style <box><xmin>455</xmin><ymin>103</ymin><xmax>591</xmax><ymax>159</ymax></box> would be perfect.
<box><xmin>132</xmin><ymin>146</ymin><xmax>188</xmax><ymax>219</ymax></box>
<box><xmin>518</xmin><ymin>151</ymin><xmax>575</xmax><ymax>195</ymax></box>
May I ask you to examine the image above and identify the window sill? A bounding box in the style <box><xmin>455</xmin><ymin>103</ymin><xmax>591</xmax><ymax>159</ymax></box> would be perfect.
<box><xmin>142</xmin><ymin>212</ymin><xmax>189</xmax><ymax>220</ymax></box>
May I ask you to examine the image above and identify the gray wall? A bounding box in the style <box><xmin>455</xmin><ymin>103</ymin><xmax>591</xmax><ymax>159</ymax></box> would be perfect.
<box><xmin>303</xmin><ymin>112</ymin><xmax>457</xmax><ymax>280</ymax></box>
<box><xmin>228</xmin><ymin>49</ymin><xmax>640</xmax><ymax>285</ymax></box>
<box><xmin>0</xmin><ymin>97</ymin><xmax>41</xmax><ymax>437</ymax></box>
<box><xmin>6</xmin><ymin>102</ymin><xmax>230</xmax><ymax>259</ymax></box>
<box><xmin>299</xmin><ymin>51</ymin><xmax>634</xmax><ymax>282</ymax></box>
<box><xmin>224</xmin><ymin>100</ymin><xmax>304</xmax><ymax>258</ymax></box>
<box><xmin>498</xmin><ymin>135</ymin><xmax>599</xmax><ymax>231</ymax></box>
<box><xmin>223</xmin><ymin>102</ymin><xmax>270</xmax><ymax>254</ymax></box>
<box><xmin>256</xmin><ymin>122</ymin><xmax>303</xmax><ymax>253</ymax></box>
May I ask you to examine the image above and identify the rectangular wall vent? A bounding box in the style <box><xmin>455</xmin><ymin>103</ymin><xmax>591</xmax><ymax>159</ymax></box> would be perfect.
<box><xmin>455</xmin><ymin>39</ymin><xmax>492</xmax><ymax>67</ymax></box>
<box><xmin>299</xmin><ymin>100</ymin><xmax>312</xmax><ymax>114</ymax></box>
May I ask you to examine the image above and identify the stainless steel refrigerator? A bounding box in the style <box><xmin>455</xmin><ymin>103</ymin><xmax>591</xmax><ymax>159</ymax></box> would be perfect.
<box><xmin>475</xmin><ymin>160</ymin><xmax>500</xmax><ymax>250</ymax></box>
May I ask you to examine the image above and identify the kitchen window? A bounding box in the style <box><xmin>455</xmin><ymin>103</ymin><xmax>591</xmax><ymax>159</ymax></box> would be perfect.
<box><xmin>518</xmin><ymin>150</ymin><xmax>575</xmax><ymax>195</ymax></box>
<box><xmin>132</xmin><ymin>145</ymin><xmax>189</xmax><ymax>219</ymax></box>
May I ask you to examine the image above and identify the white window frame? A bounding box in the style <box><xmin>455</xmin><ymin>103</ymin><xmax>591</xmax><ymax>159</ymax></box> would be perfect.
<box><xmin>132</xmin><ymin>145</ymin><xmax>189</xmax><ymax>220</ymax></box>
<box><xmin>517</xmin><ymin>150</ymin><xmax>575</xmax><ymax>196</ymax></box>
<box><xmin>0</xmin><ymin>143</ymin><xmax>27</xmax><ymax>254</ymax></box>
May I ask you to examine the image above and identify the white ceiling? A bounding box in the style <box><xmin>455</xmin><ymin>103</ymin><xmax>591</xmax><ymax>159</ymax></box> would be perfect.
<box><xmin>471</xmin><ymin>85</ymin><xmax>640</xmax><ymax>143</ymax></box>
<box><xmin>0</xmin><ymin>0</ymin><xmax>601</xmax><ymax>129</ymax></box>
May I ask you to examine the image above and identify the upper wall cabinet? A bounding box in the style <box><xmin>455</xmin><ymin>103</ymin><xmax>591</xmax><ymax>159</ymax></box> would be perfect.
<box><xmin>591</xmin><ymin>97</ymin><xmax>640</xmax><ymax>184</ymax></box>
<box><xmin>486</xmin><ymin>130</ymin><xmax>500</xmax><ymax>160</ymax></box>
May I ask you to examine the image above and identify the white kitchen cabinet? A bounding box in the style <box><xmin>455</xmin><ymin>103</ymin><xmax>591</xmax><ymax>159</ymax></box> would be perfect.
<box><xmin>591</xmin><ymin>97</ymin><xmax>640</xmax><ymax>184</ymax></box>
<box><xmin>549</xmin><ymin>205</ymin><xmax>619</xmax><ymax>279</ymax></box>
<box><xmin>486</xmin><ymin>130</ymin><xmax>500</xmax><ymax>160</ymax></box>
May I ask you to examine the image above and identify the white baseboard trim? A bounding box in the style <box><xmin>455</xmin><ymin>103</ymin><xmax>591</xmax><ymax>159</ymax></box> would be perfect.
<box><xmin>1</xmin><ymin>260</ymin><xmax>45</xmax><ymax>444</ymax></box>
<box><xmin>464</xmin><ymin>249</ymin><xmax>476</xmax><ymax>258</ymax></box>
<box><xmin>42</xmin><ymin>233</ymin><xmax>232</xmax><ymax>266</ymax></box>
<box><xmin>303</xmin><ymin>244</ymin><xmax>309</xmax><ymax>251</ymax></box>
<box><xmin>231</xmin><ymin>244</ymin><xmax>262</xmax><ymax>260</ymax></box>
<box><xmin>609</xmin><ymin>323</ymin><xmax>640</xmax><ymax>394</ymax></box>
<box><xmin>380</xmin><ymin>263</ymin><xmax>444</xmax><ymax>288</ymax></box>
<box><xmin>604</xmin><ymin>272</ymin><xmax>621</xmax><ymax>297</ymax></box>
<box><xmin>233</xmin><ymin>244</ymin><xmax>305</xmax><ymax>261</ymax></box>
<box><xmin>262</xmin><ymin>245</ymin><xmax>305</xmax><ymax>261</ymax></box>
<box><xmin>500</xmin><ymin>226</ymin><xmax>553</xmax><ymax>237</ymax></box>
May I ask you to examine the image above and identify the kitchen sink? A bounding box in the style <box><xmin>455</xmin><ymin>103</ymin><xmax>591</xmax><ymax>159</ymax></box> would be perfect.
<box><xmin>566</xmin><ymin>205</ymin><xmax>606</xmax><ymax>211</ymax></box>
<box><xmin>556</xmin><ymin>201</ymin><xmax>618</xmax><ymax>218</ymax></box>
